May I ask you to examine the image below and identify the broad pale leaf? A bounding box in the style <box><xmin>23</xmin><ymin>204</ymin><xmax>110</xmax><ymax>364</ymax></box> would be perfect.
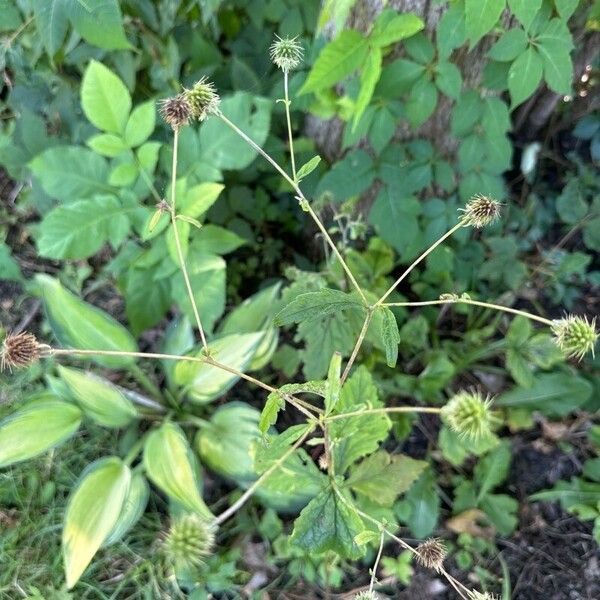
<box><xmin>124</xmin><ymin>101</ymin><xmax>155</xmax><ymax>147</ymax></box>
<box><xmin>63</xmin><ymin>457</ymin><xmax>131</xmax><ymax>588</ymax></box>
<box><xmin>508</xmin><ymin>0</ymin><xmax>542</xmax><ymax>30</ymax></box>
<box><xmin>370</xmin><ymin>11</ymin><xmax>424</xmax><ymax>47</ymax></box>
<box><xmin>0</xmin><ymin>396</ymin><xmax>81</xmax><ymax>468</ymax></box>
<box><xmin>87</xmin><ymin>133</ymin><xmax>128</xmax><ymax>157</ymax></box>
<box><xmin>143</xmin><ymin>422</ymin><xmax>212</xmax><ymax>517</ymax></box>
<box><xmin>58</xmin><ymin>366</ymin><xmax>137</xmax><ymax>428</ymax></box>
<box><xmin>68</xmin><ymin>0</ymin><xmax>131</xmax><ymax>50</ymax></box>
<box><xmin>353</xmin><ymin>47</ymin><xmax>382</xmax><ymax>129</ymax></box>
<box><xmin>179</xmin><ymin>183</ymin><xmax>225</xmax><ymax>218</ymax></box>
<box><xmin>36</xmin><ymin>274</ymin><xmax>138</xmax><ymax>369</ymax></box>
<box><xmin>465</xmin><ymin>0</ymin><xmax>506</xmax><ymax>47</ymax></box>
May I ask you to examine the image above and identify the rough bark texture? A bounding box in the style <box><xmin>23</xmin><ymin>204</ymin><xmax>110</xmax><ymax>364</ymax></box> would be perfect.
<box><xmin>305</xmin><ymin>0</ymin><xmax>599</xmax><ymax>162</ymax></box>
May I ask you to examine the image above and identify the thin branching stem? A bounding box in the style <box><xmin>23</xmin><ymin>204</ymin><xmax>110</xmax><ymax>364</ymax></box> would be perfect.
<box><xmin>369</xmin><ymin>530</ymin><xmax>385</xmax><ymax>593</ymax></box>
<box><xmin>213</xmin><ymin>424</ymin><xmax>315</xmax><ymax>525</ymax></box>
<box><xmin>283</xmin><ymin>70</ymin><xmax>297</xmax><ymax>182</ymax></box>
<box><xmin>324</xmin><ymin>406</ymin><xmax>441</xmax><ymax>422</ymax></box>
<box><xmin>169</xmin><ymin>127</ymin><xmax>209</xmax><ymax>351</ymax></box>
<box><xmin>341</xmin><ymin>309</ymin><xmax>373</xmax><ymax>384</ymax></box>
<box><xmin>383</xmin><ymin>298</ymin><xmax>553</xmax><ymax>326</ymax></box>
<box><xmin>217</xmin><ymin>112</ymin><xmax>368</xmax><ymax>304</ymax></box>
<box><xmin>376</xmin><ymin>221</ymin><xmax>465</xmax><ymax>306</ymax></box>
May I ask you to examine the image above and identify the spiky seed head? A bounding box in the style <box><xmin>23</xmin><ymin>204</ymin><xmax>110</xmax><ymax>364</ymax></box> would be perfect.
<box><xmin>159</xmin><ymin>94</ymin><xmax>192</xmax><ymax>129</ymax></box>
<box><xmin>183</xmin><ymin>77</ymin><xmax>220</xmax><ymax>121</ymax></box>
<box><xmin>1</xmin><ymin>332</ymin><xmax>48</xmax><ymax>372</ymax></box>
<box><xmin>163</xmin><ymin>514</ymin><xmax>215</xmax><ymax>570</ymax></box>
<box><xmin>459</xmin><ymin>194</ymin><xmax>502</xmax><ymax>228</ymax></box>
<box><xmin>468</xmin><ymin>592</ymin><xmax>499</xmax><ymax>600</ymax></box>
<box><xmin>416</xmin><ymin>538</ymin><xmax>447</xmax><ymax>572</ymax></box>
<box><xmin>270</xmin><ymin>35</ymin><xmax>304</xmax><ymax>71</ymax></box>
<box><xmin>353</xmin><ymin>592</ymin><xmax>379</xmax><ymax>600</ymax></box>
<box><xmin>551</xmin><ymin>315</ymin><xmax>597</xmax><ymax>361</ymax></box>
<box><xmin>441</xmin><ymin>391</ymin><xmax>497</xmax><ymax>441</ymax></box>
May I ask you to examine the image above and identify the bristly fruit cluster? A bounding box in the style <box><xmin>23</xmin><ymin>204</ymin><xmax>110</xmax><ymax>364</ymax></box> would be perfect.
<box><xmin>441</xmin><ymin>391</ymin><xmax>497</xmax><ymax>440</ymax></box>
<box><xmin>163</xmin><ymin>514</ymin><xmax>216</xmax><ymax>570</ymax></box>
<box><xmin>184</xmin><ymin>77</ymin><xmax>220</xmax><ymax>121</ymax></box>
<box><xmin>468</xmin><ymin>591</ymin><xmax>499</xmax><ymax>600</ymax></box>
<box><xmin>416</xmin><ymin>538</ymin><xmax>447</xmax><ymax>572</ymax></box>
<box><xmin>460</xmin><ymin>194</ymin><xmax>502</xmax><ymax>228</ymax></box>
<box><xmin>551</xmin><ymin>315</ymin><xmax>598</xmax><ymax>361</ymax></box>
<box><xmin>1</xmin><ymin>332</ymin><xmax>48</xmax><ymax>372</ymax></box>
<box><xmin>353</xmin><ymin>591</ymin><xmax>379</xmax><ymax>600</ymax></box>
<box><xmin>159</xmin><ymin>94</ymin><xmax>192</xmax><ymax>130</ymax></box>
<box><xmin>270</xmin><ymin>35</ymin><xmax>304</xmax><ymax>71</ymax></box>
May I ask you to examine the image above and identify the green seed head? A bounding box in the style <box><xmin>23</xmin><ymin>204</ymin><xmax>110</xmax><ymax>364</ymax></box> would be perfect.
<box><xmin>270</xmin><ymin>35</ymin><xmax>304</xmax><ymax>71</ymax></box>
<box><xmin>416</xmin><ymin>538</ymin><xmax>447</xmax><ymax>572</ymax></box>
<box><xmin>183</xmin><ymin>77</ymin><xmax>220</xmax><ymax>121</ymax></box>
<box><xmin>442</xmin><ymin>391</ymin><xmax>497</xmax><ymax>440</ymax></box>
<box><xmin>159</xmin><ymin>94</ymin><xmax>192</xmax><ymax>129</ymax></box>
<box><xmin>551</xmin><ymin>315</ymin><xmax>597</xmax><ymax>361</ymax></box>
<box><xmin>163</xmin><ymin>514</ymin><xmax>215</xmax><ymax>569</ymax></box>
<box><xmin>460</xmin><ymin>194</ymin><xmax>502</xmax><ymax>228</ymax></box>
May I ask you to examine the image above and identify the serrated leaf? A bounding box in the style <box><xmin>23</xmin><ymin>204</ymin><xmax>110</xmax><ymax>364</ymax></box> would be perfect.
<box><xmin>296</xmin><ymin>155</ymin><xmax>321</xmax><ymax>182</ymax></box>
<box><xmin>465</xmin><ymin>0</ymin><xmax>506</xmax><ymax>47</ymax></box>
<box><xmin>143</xmin><ymin>422</ymin><xmax>212</xmax><ymax>517</ymax></box>
<box><xmin>0</xmin><ymin>396</ymin><xmax>81</xmax><ymax>468</ymax></box>
<box><xmin>81</xmin><ymin>60</ymin><xmax>131</xmax><ymax>134</ymax></box>
<box><xmin>300</xmin><ymin>30</ymin><xmax>369</xmax><ymax>94</ymax></box>
<box><xmin>474</xmin><ymin>441</ymin><xmax>511</xmax><ymax>501</ymax></box>
<box><xmin>254</xmin><ymin>423</ymin><xmax>313</xmax><ymax>471</ymax></box>
<box><xmin>290</xmin><ymin>485</ymin><xmax>366</xmax><ymax>559</ymax></box>
<box><xmin>63</xmin><ymin>457</ymin><xmax>131</xmax><ymax>589</ymax></box>
<box><xmin>325</xmin><ymin>352</ymin><xmax>342</xmax><ymax>414</ymax></box>
<box><xmin>508</xmin><ymin>46</ymin><xmax>543</xmax><ymax>107</ymax></box>
<box><xmin>380</xmin><ymin>307</ymin><xmax>400</xmax><ymax>368</ymax></box>
<box><xmin>259</xmin><ymin>393</ymin><xmax>286</xmax><ymax>435</ymax></box>
<box><xmin>58</xmin><ymin>366</ymin><xmax>137</xmax><ymax>428</ymax></box>
<box><xmin>36</xmin><ymin>274</ymin><xmax>138</xmax><ymax>369</ymax></box>
<box><xmin>274</xmin><ymin>289</ymin><xmax>365</xmax><ymax>326</ymax></box>
<box><xmin>37</xmin><ymin>196</ymin><xmax>130</xmax><ymax>259</ymax></box>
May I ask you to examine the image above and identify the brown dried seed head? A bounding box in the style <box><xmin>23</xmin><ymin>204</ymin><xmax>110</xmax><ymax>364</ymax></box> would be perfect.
<box><xmin>416</xmin><ymin>538</ymin><xmax>447</xmax><ymax>572</ymax></box>
<box><xmin>460</xmin><ymin>194</ymin><xmax>502</xmax><ymax>228</ymax></box>
<box><xmin>159</xmin><ymin>94</ymin><xmax>192</xmax><ymax>129</ymax></box>
<box><xmin>1</xmin><ymin>332</ymin><xmax>47</xmax><ymax>372</ymax></box>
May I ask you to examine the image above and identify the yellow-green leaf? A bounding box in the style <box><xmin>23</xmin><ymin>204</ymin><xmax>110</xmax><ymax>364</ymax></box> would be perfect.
<box><xmin>0</xmin><ymin>395</ymin><xmax>82</xmax><ymax>468</ymax></box>
<box><xmin>63</xmin><ymin>457</ymin><xmax>131</xmax><ymax>589</ymax></box>
<box><xmin>143</xmin><ymin>422</ymin><xmax>212</xmax><ymax>517</ymax></box>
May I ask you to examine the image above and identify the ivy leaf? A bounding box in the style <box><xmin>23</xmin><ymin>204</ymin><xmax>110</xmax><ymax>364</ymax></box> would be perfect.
<box><xmin>290</xmin><ymin>485</ymin><xmax>366</xmax><ymax>559</ymax></box>
<box><xmin>508</xmin><ymin>0</ymin><xmax>542</xmax><ymax>31</ymax></box>
<box><xmin>300</xmin><ymin>30</ymin><xmax>369</xmax><ymax>94</ymax></box>
<box><xmin>81</xmin><ymin>60</ymin><xmax>132</xmax><ymax>135</ymax></box>
<box><xmin>346</xmin><ymin>451</ymin><xmax>427</xmax><ymax>506</ymax></box>
<box><xmin>380</xmin><ymin>307</ymin><xmax>400</xmax><ymax>368</ymax></box>
<box><xmin>487</xmin><ymin>28</ymin><xmax>529</xmax><ymax>61</ymax></box>
<box><xmin>465</xmin><ymin>0</ymin><xmax>506</xmax><ymax>47</ymax></box>
<box><xmin>536</xmin><ymin>18</ymin><xmax>574</xmax><ymax>94</ymax></box>
<box><xmin>274</xmin><ymin>289</ymin><xmax>366</xmax><ymax>327</ymax></box>
<box><xmin>353</xmin><ymin>47</ymin><xmax>382</xmax><ymax>130</ymax></box>
<box><xmin>369</xmin><ymin>11</ymin><xmax>424</xmax><ymax>47</ymax></box>
<box><xmin>508</xmin><ymin>46</ymin><xmax>543</xmax><ymax>108</ymax></box>
<box><xmin>37</xmin><ymin>196</ymin><xmax>130</xmax><ymax>259</ymax></box>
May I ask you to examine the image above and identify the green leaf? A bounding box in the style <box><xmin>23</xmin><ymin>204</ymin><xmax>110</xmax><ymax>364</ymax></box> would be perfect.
<box><xmin>405</xmin><ymin>77</ymin><xmax>438</xmax><ymax>126</ymax></box>
<box><xmin>33</xmin><ymin>0</ymin><xmax>69</xmax><ymax>55</ymax></box>
<box><xmin>488</xmin><ymin>28</ymin><xmax>529</xmax><ymax>61</ymax></box>
<box><xmin>36</xmin><ymin>274</ymin><xmax>138</xmax><ymax>369</ymax></box>
<box><xmin>179</xmin><ymin>183</ymin><xmax>225</xmax><ymax>218</ymax></box>
<box><xmin>143</xmin><ymin>423</ymin><xmax>212</xmax><ymax>517</ymax></box>
<box><xmin>109</xmin><ymin>161</ymin><xmax>138</xmax><ymax>187</ymax></box>
<box><xmin>37</xmin><ymin>196</ymin><xmax>130</xmax><ymax>259</ymax></box>
<box><xmin>436</xmin><ymin>4</ymin><xmax>467</xmax><ymax>59</ymax></box>
<box><xmin>199</xmin><ymin>92</ymin><xmax>271</xmax><ymax>170</ymax></box>
<box><xmin>29</xmin><ymin>146</ymin><xmax>110</xmax><ymax>201</ymax></box>
<box><xmin>63</xmin><ymin>457</ymin><xmax>131</xmax><ymax>589</ymax></box>
<box><xmin>124</xmin><ymin>101</ymin><xmax>155</xmax><ymax>148</ymax></box>
<box><xmin>347</xmin><ymin>451</ymin><xmax>427</xmax><ymax>506</ymax></box>
<box><xmin>103</xmin><ymin>473</ymin><xmax>149</xmax><ymax>547</ymax></box>
<box><xmin>370</xmin><ymin>11</ymin><xmax>424</xmax><ymax>47</ymax></box>
<box><xmin>0</xmin><ymin>242</ymin><xmax>22</xmax><ymax>282</ymax></box>
<box><xmin>508</xmin><ymin>0</ymin><xmax>543</xmax><ymax>30</ymax></box>
<box><xmin>274</xmin><ymin>289</ymin><xmax>365</xmax><ymax>326</ymax></box>
<box><xmin>58</xmin><ymin>366</ymin><xmax>137</xmax><ymax>428</ymax></box>
<box><xmin>300</xmin><ymin>30</ymin><xmax>369</xmax><ymax>94</ymax></box>
<box><xmin>465</xmin><ymin>0</ymin><xmax>506</xmax><ymax>47</ymax></box>
<box><xmin>480</xmin><ymin>493</ymin><xmax>518</xmax><ymax>535</ymax></box>
<box><xmin>404</xmin><ymin>33</ymin><xmax>435</xmax><ymax>63</ymax></box>
<box><xmin>495</xmin><ymin>373</ymin><xmax>593</xmax><ymax>415</ymax></box>
<box><xmin>434</xmin><ymin>61</ymin><xmax>463</xmax><ymax>99</ymax></box>
<box><xmin>353</xmin><ymin>47</ymin><xmax>382</xmax><ymax>129</ymax></box>
<box><xmin>316</xmin><ymin>149</ymin><xmax>375</xmax><ymax>203</ymax></box>
<box><xmin>219</xmin><ymin>283</ymin><xmax>281</xmax><ymax>336</ymax></box>
<box><xmin>554</xmin><ymin>0</ymin><xmax>579</xmax><ymax>20</ymax></box>
<box><xmin>87</xmin><ymin>133</ymin><xmax>128</xmax><ymax>157</ymax></box>
<box><xmin>192</xmin><ymin>224</ymin><xmax>246</xmax><ymax>255</ymax></box>
<box><xmin>290</xmin><ymin>485</ymin><xmax>366</xmax><ymax>559</ymax></box>
<box><xmin>402</xmin><ymin>469</ymin><xmax>439</xmax><ymax>537</ymax></box>
<box><xmin>68</xmin><ymin>0</ymin><xmax>131</xmax><ymax>50</ymax></box>
<box><xmin>474</xmin><ymin>441</ymin><xmax>511</xmax><ymax>501</ymax></box>
<box><xmin>0</xmin><ymin>396</ymin><xmax>81</xmax><ymax>468</ymax></box>
<box><xmin>380</xmin><ymin>307</ymin><xmax>400</xmax><ymax>368</ymax></box>
<box><xmin>536</xmin><ymin>18</ymin><xmax>574</xmax><ymax>94</ymax></box>
<box><xmin>325</xmin><ymin>352</ymin><xmax>342</xmax><ymax>414</ymax></box>
<box><xmin>508</xmin><ymin>46</ymin><xmax>543</xmax><ymax>108</ymax></box>
<box><xmin>174</xmin><ymin>333</ymin><xmax>264</xmax><ymax>403</ymax></box>
<box><xmin>296</xmin><ymin>155</ymin><xmax>322</xmax><ymax>182</ymax></box>
<box><xmin>81</xmin><ymin>60</ymin><xmax>132</xmax><ymax>134</ymax></box>
<box><xmin>556</xmin><ymin>180</ymin><xmax>587</xmax><ymax>223</ymax></box>
<box><xmin>124</xmin><ymin>268</ymin><xmax>171</xmax><ymax>335</ymax></box>
<box><xmin>259</xmin><ymin>393</ymin><xmax>286</xmax><ymax>436</ymax></box>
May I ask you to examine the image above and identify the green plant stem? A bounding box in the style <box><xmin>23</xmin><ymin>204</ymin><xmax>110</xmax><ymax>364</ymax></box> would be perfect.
<box><xmin>376</xmin><ymin>221</ymin><xmax>465</xmax><ymax>306</ymax></box>
<box><xmin>369</xmin><ymin>530</ymin><xmax>385</xmax><ymax>593</ymax></box>
<box><xmin>129</xmin><ymin>363</ymin><xmax>162</xmax><ymax>400</ymax></box>
<box><xmin>324</xmin><ymin>406</ymin><xmax>441</xmax><ymax>422</ymax></box>
<box><xmin>341</xmin><ymin>309</ymin><xmax>373</xmax><ymax>384</ymax></box>
<box><xmin>217</xmin><ymin>112</ymin><xmax>367</xmax><ymax>305</ymax></box>
<box><xmin>170</xmin><ymin>127</ymin><xmax>209</xmax><ymax>352</ymax></box>
<box><xmin>383</xmin><ymin>298</ymin><xmax>553</xmax><ymax>326</ymax></box>
<box><xmin>49</xmin><ymin>347</ymin><xmax>321</xmax><ymax>418</ymax></box>
<box><xmin>213</xmin><ymin>423</ymin><xmax>315</xmax><ymax>525</ymax></box>
<box><xmin>124</xmin><ymin>435</ymin><xmax>147</xmax><ymax>465</ymax></box>
<box><xmin>283</xmin><ymin>70</ymin><xmax>297</xmax><ymax>182</ymax></box>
